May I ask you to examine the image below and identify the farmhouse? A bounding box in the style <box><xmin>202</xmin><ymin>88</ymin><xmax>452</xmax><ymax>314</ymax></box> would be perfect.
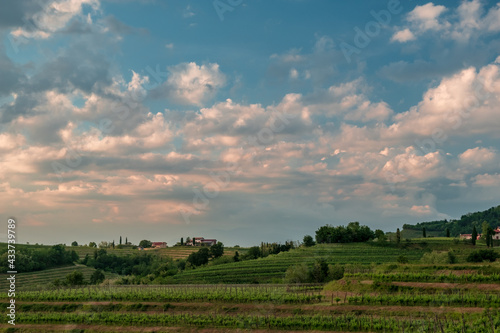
<box><xmin>187</xmin><ymin>237</ymin><xmax>217</xmax><ymax>246</ymax></box>
<box><xmin>151</xmin><ymin>242</ymin><xmax>167</xmax><ymax>248</ymax></box>
<box><xmin>460</xmin><ymin>227</ymin><xmax>500</xmax><ymax>240</ymax></box>
<box><xmin>201</xmin><ymin>239</ymin><xmax>217</xmax><ymax>246</ymax></box>
<box><xmin>493</xmin><ymin>227</ymin><xmax>500</xmax><ymax>240</ymax></box>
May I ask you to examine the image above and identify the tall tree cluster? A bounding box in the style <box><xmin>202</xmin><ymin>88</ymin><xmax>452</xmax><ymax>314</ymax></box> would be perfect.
<box><xmin>315</xmin><ymin>222</ymin><xmax>375</xmax><ymax>244</ymax></box>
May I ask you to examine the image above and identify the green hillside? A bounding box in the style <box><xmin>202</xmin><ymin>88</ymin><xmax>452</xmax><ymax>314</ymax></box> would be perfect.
<box><xmin>69</xmin><ymin>245</ymin><xmax>244</xmax><ymax>260</ymax></box>
<box><xmin>166</xmin><ymin>243</ymin><xmax>429</xmax><ymax>284</ymax></box>
<box><xmin>0</xmin><ymin>264</ymin><xmax>120</xmax><ymax>291</ymax></box>
<box><xmin>403</xmin><ymin>204</ymin><xmax>500</xmax><ymax>237</ymax></box>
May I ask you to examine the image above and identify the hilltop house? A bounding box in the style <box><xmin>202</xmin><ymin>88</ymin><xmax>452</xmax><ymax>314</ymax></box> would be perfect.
<box><xmin>460</xmin><ymin>227</ymin><xmax>500</xmax><ymax>240</ymax></box>
<box><xmin>151</xmin><ymin>242</ymin><xmax>167</xmax><ymax>248</ymax></box>
<box><xmin>493</xmin><ymin>227</ymin><xmax>500</xmax><ymax>240</ymax></box>
<box><xmin>459</xmin><ymin>234</ymin><xmax>475</xmax><ymax>240</ymax></box>
<box><xmin>187</xmin><ymin>237</ymin><xmax>217</xmax><ymax>246</ymax></box>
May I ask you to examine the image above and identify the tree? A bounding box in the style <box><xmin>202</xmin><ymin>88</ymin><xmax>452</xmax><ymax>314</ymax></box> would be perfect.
<box><xmin>180</xmin><ymin>237</ymin><xmax>184</xmax><ymax>246</ymax></box>
<box><xmin>71</xmin><ymin>241</ymin><xmax>78</xmax><ymax>247</ymax></box>
<box><xmin>471</xmin><ymin>226</ymin><xmax>478</xmax><ymax>246</ymax></box>
<box><xmin>125</xmin><ymin>237</ymin><xmax>128</xmax><ymax>245</ymax></box>
<box><xmin>119</xmin><ymin>236</ymin><xmax>122</xmax><ymax>245</ymax></box>
<box><xmin>481</xmin><ymin>221</ymin><xmax>491</xmax><ymax>242</ymax></box>
<box><xmin>446</xmin><ymin>228</ymin><xmax>450</xmax><ymax>238</ymax></box>
<box><xmin>486</xmin><ymin>227</ymin><xmax>494</xmax><ymax>247</ymax></box>
<box><xmin>315</xmin><ymin>223</ymin><xmax>375</xmax><ymax>244</ymax></box>
<box><xmin>186</xmin><ymin>237</ymin><xmax>191</xmax><ymax>245</ymax></box>
<box><xmin>139</xmin><ymin>240</ymin><xmax>152</xmax><ymax>248</ymax></box>
<box><xmin>303</xmin><ymin>235</ymin><xmax>315</xmax><ymax>247</ymax></box>
<box><xmin>90</xmin><ymin>269</ymin><xmax>105</xmax><ymax>284</ymax></box>
<box><xmin>209</xmin><ymin>242</ymin><xmax>224</xmax><ymax>258</ymax></box>
<box><xmin>310</xmin><ymin>258</ymin><xmax>329</xmax><ymax>283</ymax></box>
<box><xmin>467</xmin><ymin>249</ymin><xmax>498</xmax><ymax>262</ymax></box>
<box><xmin>396</xmin><ymin>228</ymin><xmax>401</xmax><ymax>244</ymax></box>
<box><xmin>112</xmin><ymin>240</ymin><xmax>115</xmax><ymax>249</ymax></box>
<box><xmin>66</xmin><ymin>271</ymin><xmax>85</xmax><ymax>286</ymax></box>
<box><xmin>233</xmin><ymin>251</ymin><xmax>240</xmax><ymax>262</ymax></box>
<box><xmin>374</xmin><ymin>229</ymin><xmax>386</xmax><ymax>242</ymax></box>
<box><xmin>88</xmin><ymin>242</ymin><xmax>97</xmax><ymax>248</ymax></box>
<box><xmin>422</xmin><ymin>227</ymin><xmax>426</xmax><ymax>238</ymax></box>
<box><xmin>246</xmin><ymin>246</ymin><xmax>261</xmax><ymax>259</ymax></box>
<box><xmin>187</xmin><ymin>247</ymin><xmax>210</xmax><ymax>266</ymax></box>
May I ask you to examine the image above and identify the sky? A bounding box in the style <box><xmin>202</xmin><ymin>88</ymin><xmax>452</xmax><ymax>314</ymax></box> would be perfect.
<box><xmin>1</xmin><ymin>0</ymin><xmax>500</xmax><ymax>247</ymax></box>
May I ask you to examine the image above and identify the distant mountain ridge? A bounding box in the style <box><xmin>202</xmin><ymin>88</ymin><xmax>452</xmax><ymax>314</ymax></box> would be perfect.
<box><xmin>402</xmin><ymin>205</ymin><xmax>500</xmax><ymax>237</ymax></box>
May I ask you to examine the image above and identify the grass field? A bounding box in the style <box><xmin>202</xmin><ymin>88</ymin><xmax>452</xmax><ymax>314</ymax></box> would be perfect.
<box><xmin>3</xmin><ymin>241</ymin><xmax>500</xmax><ymax>332</ymax></box>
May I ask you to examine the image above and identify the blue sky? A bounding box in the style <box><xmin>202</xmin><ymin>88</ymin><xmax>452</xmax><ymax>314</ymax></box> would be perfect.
<box><xmin>1</xmin><ymin>0</ymin><xmax>500</xmax><ymax>246</ymax></box>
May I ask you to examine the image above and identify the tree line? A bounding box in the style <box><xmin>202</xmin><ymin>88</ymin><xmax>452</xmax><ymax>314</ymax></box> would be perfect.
<box><xmin>0</xmin><ymin>244</ymin><xmax>78</xmax><ymax>273</ymax></box>
<box><xmin>315</xmin><ymin>222</ymin><xmax>375</xmax><ymax>244</ymax></box>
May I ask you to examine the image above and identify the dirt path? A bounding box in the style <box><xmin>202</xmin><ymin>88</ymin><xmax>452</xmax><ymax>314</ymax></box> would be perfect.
<box><xmin>12</xmin><ymin>300</ymin><xmax>486</xmax><ymax>316</ymax></box>
<box><xmin>391</xmin><ymin>281</ymin><xmax>500</xmax><ymax>290</ymax></box>
<box><xmin>0</xmin><ymin>324</ymin><xmax>369</xmax><ymax>333</ymax></box>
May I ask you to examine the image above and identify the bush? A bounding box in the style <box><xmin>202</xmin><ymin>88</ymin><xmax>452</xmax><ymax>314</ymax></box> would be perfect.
<box><xmin>467</xmin><ymin>249</ymin><xmax>499</xmax><ymax>263</ymax></box>
<box><xmin>448</xmin><ymin>250</ymin><xmax>457</xmax><ymax>264</ymax></box>
<box><xmin>420</xmin><ymin>250</ymin><xmax>457</xmax><ymax>264</ymax></box>
<box><xmin>309</xmin><ymin>259</ymin><xmax>329</xmax><ymax>283</ymax></box>
<box><xmin>284</xmin><ymin>263</ymin><xmax>310</xmax><ymax>283</ymax></box>
<box><xmin>90</xmin><ymin>269</ymin><xmax>105</xmax><ymax>284</ymax></box>
<box><xmin>210</xmin><ymin>255</ymin><xmax>234</xmax><ymax>266</ymax></box>
<box><xmin>66</xmin><ymin>271</ymin><xmax>85</xmax><ymax>286</ymax></box>
<box><xmin>396</xmin><ymin>255</ymin><xmax>408</xmax><ymax>264</ymax></box>
<box><xmin>328</xmin><ymin>264</ymin><xmax>344</xmax><ymax>280</ymax></box>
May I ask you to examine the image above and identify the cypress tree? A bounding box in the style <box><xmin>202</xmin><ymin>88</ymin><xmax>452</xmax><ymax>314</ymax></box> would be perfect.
<box><xmin>471</xmin><ymin>226</ymin><xmax>477</xmax><ymax>246</ymax></box>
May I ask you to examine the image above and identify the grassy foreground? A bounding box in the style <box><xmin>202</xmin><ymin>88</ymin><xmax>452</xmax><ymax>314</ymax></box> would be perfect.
<box><xmin>3</xmin><ymin>240</ymin><xmax>500</xmax><ymax>332</ymax></box>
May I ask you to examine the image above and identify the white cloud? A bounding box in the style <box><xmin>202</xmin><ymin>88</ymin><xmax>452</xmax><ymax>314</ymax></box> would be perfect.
<box><xmin>11</xmin><ymin>0</ymin><xmax>100</xmax><ymax>39</ymax></box>
<box><xmin>306</xmin><ymin>79</ymin><xmax>394</xmax><ymax>122</ymax></box>
<box><xmin>483</xmin><ymin>4</ymin><xmax>500</xmax><ymax>31</ymax></box>
<box><xmin>395</xmin><ymin>1</ymin><xmax>500</xmax><ymax>42</ymax></box>
<box><xmin>391</xmin><ymin>28</ymin><xmax>416</xmax><ymax>43</ymax></box>
<box><xmin>408</xmin><ymin>3</ymin><xmax>448</xmax><ymax>32</ymax></box>
<box><xmin>183</xmin><ymin>5</ymin><xmax>195</xmax><ymax>18</ymax></box>
<box><xmin>154</xmin><ymin>62</ymin><xmax>226</xmax><ymax>106</ymax></box>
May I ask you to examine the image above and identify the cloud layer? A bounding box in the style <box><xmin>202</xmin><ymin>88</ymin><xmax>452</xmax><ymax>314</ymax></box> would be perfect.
<box><xmin>1</xmin><ymin>1</ymin><xmax>500</xmax><ymax>246</ymax></box>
